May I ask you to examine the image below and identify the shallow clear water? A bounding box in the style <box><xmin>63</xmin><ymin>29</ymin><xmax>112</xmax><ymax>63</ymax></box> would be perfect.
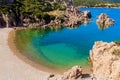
<box><xmin>15</xmin><ymin>8</ymin><xmax>120</xmax><ymax>70</ymax></box>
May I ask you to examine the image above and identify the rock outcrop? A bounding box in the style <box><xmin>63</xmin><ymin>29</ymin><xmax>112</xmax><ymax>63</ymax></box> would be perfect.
<box><xmin>90</xmin><ymin>41</ymin><xmax>120</xmax><ymax>80</ymax></box>
<box><xmin>63</xmin><ymin>7</ymin><xmax>91</xmax><ymax>27</ymax></box>
<box><xmin>96</xmin><ymin>13</ymin><xmax>114</xmax><ymax>30</ymax></box>
<box><xmin>48</xmin><ymin>6</ymin><xmax>91</xmax><ymax>28</ymax></box>
<box><xmin>62</xmin><ymin>66</ymin><xmax>82</xmax><ymax>80</ymax></box>
<box><xmin>1</xmin><ymin>13</ymin><xmax>17</xmax><ymax>28</ymax></box>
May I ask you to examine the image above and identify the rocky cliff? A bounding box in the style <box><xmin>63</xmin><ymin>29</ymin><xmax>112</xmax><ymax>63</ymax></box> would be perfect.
<box><xmin>90</xmin><ymin>41</ymin><xmax>120</xmax><ymax>80</ymax></box>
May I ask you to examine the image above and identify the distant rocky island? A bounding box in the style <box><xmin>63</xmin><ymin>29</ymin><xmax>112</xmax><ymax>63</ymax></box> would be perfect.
<box><xmin>96</xmin><ymin>13</ymin><xmax>114</xmax><ymax>30</ymax></box>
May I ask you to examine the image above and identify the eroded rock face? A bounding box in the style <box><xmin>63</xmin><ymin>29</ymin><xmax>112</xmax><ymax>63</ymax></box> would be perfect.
<box><xmin>96</xmin><ymin>13</ymin><xmax>114</xmax><ymax>30</ymax></box>
<box><xmin>90</xmin><ymin>41</ymin><xmax>120</xmax><ymax>80</ymax></box>
<box><xmin>48</xmin><ymin>7</ymin><xmax>91</xmax><ymax>28</ymax></box>
<box><xmin>62</xmin><ymin>66</ymin><xmax>82</xmax><ymax>80</ymax></box>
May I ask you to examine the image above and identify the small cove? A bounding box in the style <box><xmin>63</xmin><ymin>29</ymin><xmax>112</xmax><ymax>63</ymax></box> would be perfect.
<box><xmin>14</xmin><ymin>8</ymin><xmax>120</xmax><ymax>73</ymax></box>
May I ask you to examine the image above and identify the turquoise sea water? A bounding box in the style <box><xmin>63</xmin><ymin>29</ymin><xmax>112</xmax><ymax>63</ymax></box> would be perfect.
<box><xmin>15</xmin><ymin>8</ymin><xmax>120</xmax><ymax>71</ymax></box>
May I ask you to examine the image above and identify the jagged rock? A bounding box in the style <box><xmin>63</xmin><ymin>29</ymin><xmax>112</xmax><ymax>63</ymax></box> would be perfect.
<box><xmin>47</xmin><ymin>74</ymin><xmax>56</xmax><ymax>80</ymax></box>
<box><xmin>62</xmin><ymin>66</ymin><xmax>82</xmax><ymax>80</ymax></box>
<box><xmin>90</xmin><ymin>41</ymin><xmax>120</xmax><ymax>80</ymax></box>
<box><xmin>48</xmin><ymin>6</ymin><xmax>91</xmax><ymax>28</ymax></box>
<box><xmin>96</xmin><ymin>13</ymin><xmax>114</xmax><ymax>30</ymax></box>
<box><xmin>49</xmin><ymin>74</ymin><xmax>55</xmax><ymax>78</ymax></box>
<box><xmin>84</xmin><ymin>11</ymin><xmax>92</xmax><ymax>18</ymax></box>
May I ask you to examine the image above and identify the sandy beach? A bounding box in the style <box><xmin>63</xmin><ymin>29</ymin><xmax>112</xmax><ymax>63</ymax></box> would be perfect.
<box><xmin>0</xmin><ymin>28</ymin><xmax>92</xmax><ymax>80</ymax></box>
<box><xmin>0</xmin><ymin>28</ymin><xmax>60</xmax><ymax>80</ymax></box>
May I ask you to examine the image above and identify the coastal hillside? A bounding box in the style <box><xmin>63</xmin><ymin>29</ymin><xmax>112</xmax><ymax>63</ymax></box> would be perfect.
<box><xmin>0</xmin><ymin>0</ymin><xmax>66</xmax><ymax>27</ymax></box>
<box><xmin>104</xmin><ymin>0</ymin><xmax>120</xmax><ymax>3</ymax></box>
<box><xmin>73</xmin><ymin>0</ymin><xmax>120</xmax><ymax>6</ymax></box>
<box><xmin>0</xmin><ymin>0</ymin><xmax>92</xmax><ymax>28</ymax></box>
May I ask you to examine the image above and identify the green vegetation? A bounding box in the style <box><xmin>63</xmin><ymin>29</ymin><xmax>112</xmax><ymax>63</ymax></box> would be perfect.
<box><xmin>115</xmin><ymin>41</ymin><xmax>120</xmax><ymax>45</ymax></box>
<box><xmin>0</xmin><ymin>0</ymin><xmax>66</xmax><ymax>27</ymax></box>
<box><xmin>112</xmin><ymin>49</ymin><xmax>120</xmax><ymax>55</ymax></box>
<box><xmin>112</xmin><ymin>41</ymin><xmax>120</xmax><ymax>55</ymax></box>
<box><xmin>73</xmin><ymin>0</ymin><xmax>101</xmax><ymax>7</ymax></box>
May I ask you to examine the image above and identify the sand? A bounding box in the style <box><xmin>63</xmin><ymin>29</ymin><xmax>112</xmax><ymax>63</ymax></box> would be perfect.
<box><xmin>0</xmin><ymin>28</ymin><xmax>60</xmax><ymax>80</ymax></box>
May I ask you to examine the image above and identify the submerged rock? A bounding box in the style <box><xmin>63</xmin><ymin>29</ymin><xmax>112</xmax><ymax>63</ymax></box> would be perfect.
<box><xmin>96</xmin><ymin>13</ymin><xmax>114</xmax><ymax>30</ymax></box>
<box><xmin>62</xmin><ymin>66</ymin><xmax>82</xmax><ymax>80</ymax></box>
<box><xmin>90</xmin><ymin>41</ymin><xmax>120</xmax><ymax>80</ymax></box>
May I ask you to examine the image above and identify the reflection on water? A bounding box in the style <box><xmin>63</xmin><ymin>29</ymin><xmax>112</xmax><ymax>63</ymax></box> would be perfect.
<box><xmin>97</xmin><ymin>22</ymin><xmax>112</xmax><ymax>30</ymax></box>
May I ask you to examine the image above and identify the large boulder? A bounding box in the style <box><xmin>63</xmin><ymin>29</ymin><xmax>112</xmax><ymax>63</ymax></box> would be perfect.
<box><xmin>62</xmin><ymin>66</ymin><xmax>82</xmax><ymax>80</ymax></box>
<box><xmin>90</xmin><ymin>41</ymin><xmax>120</xmax><ymax>80</ymax></box>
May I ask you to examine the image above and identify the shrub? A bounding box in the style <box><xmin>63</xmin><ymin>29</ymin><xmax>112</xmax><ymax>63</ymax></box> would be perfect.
<box><xmin>114</xmin><ymin>40</ymin><xmax>120</xmax><ymax>45</ymax></box>
<box><xmin>50</xmin><ymin>15</ymin><xmax>55</xmax><ymax>20</ymax></box>
<box><xmin>112</xmin><ymin>49</ymin><xmax>120</xmax><ymax>55</ymax></box>
<box><xmin>59</xmin><ymin>6</ymin><xmax>66</xmax><ymax>11</ymax></box>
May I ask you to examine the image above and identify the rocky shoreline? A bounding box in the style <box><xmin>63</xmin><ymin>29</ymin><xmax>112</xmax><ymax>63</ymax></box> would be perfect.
<box><xmin>1</xmin><ymin>5</ymin><xmax>116</xmax><ymax>31</ymax></box>
<box><xmin>47</xmin><ymin>7</ymin><xmax>91</xmax><ymax>28</ymax></box>
<box><xmin>48</xmin><ymin>41</ymin><xmax>120</xmax><ymax>80</ymax></box>
<box><xmin>24</xmin><ymin>6</ymin><xmax>92</xmax><ymax>29</ymax></box>
<box><xmin>1</xmin><ymin>28</ymin><xmax>120</xmax><ymax>80</ymax></box>
<box><xmin>0</xmin><ymin>6</ymin><xmax>92</xmax><ymax>29</ymax></box>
